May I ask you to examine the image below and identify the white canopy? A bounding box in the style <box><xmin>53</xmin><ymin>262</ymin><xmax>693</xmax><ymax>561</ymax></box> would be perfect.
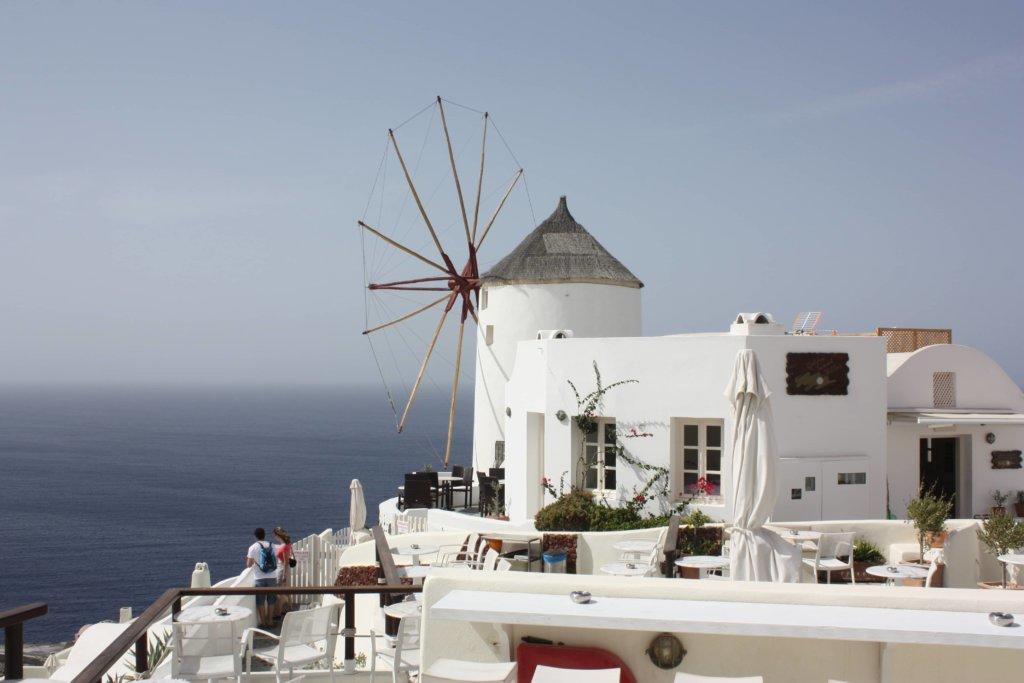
<box><xmin>349</xmin><ymin>478</ymin><xmax>367</xmax><ymax>532</ymax></box>
<box><xmin>726</xmin><ymin>349</ymin><xmax>802</xmax><ymax>582</ymax></box>
<box><xmin>889</xmin><ymin>410</ymin><xmax>1024</xmax><ymax>426</ymax></box>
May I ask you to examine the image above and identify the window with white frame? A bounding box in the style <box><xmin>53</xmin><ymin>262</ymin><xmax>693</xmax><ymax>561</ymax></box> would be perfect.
<box><xmin>582</xmin><ymin>418</ymin><xmax>617</xmax><ymax>491</ymax></box>
<box><xmin>676</xmin><ymin>420</ymin><xmax>723</xmax><ymax>498</ymax></box>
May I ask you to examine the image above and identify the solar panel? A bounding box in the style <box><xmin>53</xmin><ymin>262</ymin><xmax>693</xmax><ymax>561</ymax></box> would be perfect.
<box><xmin>791</xmin><ymin>311</ymin><xmax>822</xmax><ymax>335</ymax></box>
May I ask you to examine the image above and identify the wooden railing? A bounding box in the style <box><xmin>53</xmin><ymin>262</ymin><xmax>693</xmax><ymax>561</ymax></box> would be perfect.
<box><xmin>68</xmin><ymin>584</ymin><xmax>420</xmax><ymax>683</ymax></box>
<box><xmin>1</xmin><ymin>602</ymin><xmax>48</xmax><ymax>680</ymax></box>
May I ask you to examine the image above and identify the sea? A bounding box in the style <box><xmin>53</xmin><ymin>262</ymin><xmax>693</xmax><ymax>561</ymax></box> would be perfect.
<box><xmin>0</xmin><ymin>385</ymin><xmax>471</xmax><ymax>645</ymax></box>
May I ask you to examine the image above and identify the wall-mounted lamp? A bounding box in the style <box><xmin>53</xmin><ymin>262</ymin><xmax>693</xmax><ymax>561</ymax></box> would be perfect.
<box><xmin>986</xmin><ymin>432</ymin><xmax>996</xmax><ymax>444</ymax></box>
<box><xmin>646</xmin><ymin>632</ymin><xmax>686</xmax><ymax>669</ymax></box>
<box><xmin>555</xmin><ymin>410</ymin><xmax>567</xmax><ymax>422</ymax></box>
<box><xmin>506</xmin><ymin>407</ymin><xmax>512</xmax><ymax>417</ymax></box>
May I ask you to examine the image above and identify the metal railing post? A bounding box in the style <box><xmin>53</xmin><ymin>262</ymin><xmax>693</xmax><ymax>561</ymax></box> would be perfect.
<box><xmin>4</xmin><ymin>622</ymin><xmax>24</xmax><ymax>680</ymax></box>
<box><xmin>134</xmin><ymin>631</ymin><xmax>148</xmax><ymax>676</ymax></box>
<box><xmin>343</xmin><ymin>590</ymin><xmax>356</xmax><ymax>674</ymax></box>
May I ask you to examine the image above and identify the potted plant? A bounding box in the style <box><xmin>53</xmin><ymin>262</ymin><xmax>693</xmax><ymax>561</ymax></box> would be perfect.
<box><xmin>906</xmin><ymin>486</ymin><xmax>953</xmax><ymax>564</ymax></box>
<box><xmin>976</xmin><ymin>514</ymin><xmax>1024</xmax><ymax>588</ymax></box>
<box><xmin>992</xmin><ymin>490</ymin><xmax>1010</xmax><ymax>517</ymax></box>
<box><xmin>852</xmin><ymin>537</ymin><xmax>886</xmax><ymax>583</ymax></box>
<box><xmin>1015</xmin><ymin>490</ymin><xmax>1024</xmax><ymax>518</ymax></box>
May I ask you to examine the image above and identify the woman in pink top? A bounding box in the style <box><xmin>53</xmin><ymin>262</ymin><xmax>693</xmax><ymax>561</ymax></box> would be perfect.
<box><xmin>273</xmin><ymin>526</ymin><xmax>294</xmax><ymax>617</ymax></box>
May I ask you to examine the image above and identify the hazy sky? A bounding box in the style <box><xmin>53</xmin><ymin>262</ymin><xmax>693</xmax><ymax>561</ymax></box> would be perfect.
<box><xmin>2</xmin><ymin>2</ymin><xmax>1022</xmax><ymax>387</ymax></box>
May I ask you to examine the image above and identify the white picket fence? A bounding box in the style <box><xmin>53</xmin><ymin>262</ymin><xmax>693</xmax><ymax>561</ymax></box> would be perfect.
<box><xmin>290</xmin><ymin>528</ymin><xmax>351</xmax><ymax>606</ymax></box>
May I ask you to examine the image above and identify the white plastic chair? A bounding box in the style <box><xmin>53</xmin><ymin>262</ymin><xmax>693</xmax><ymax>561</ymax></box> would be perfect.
<box><xmin>802</xmin><ymin>532</ymin><xmax>855</xmax><ymax>584</ymax></box>
<box><xmin>531</xmin><ymin>665</ymin><xmax>620</xmax><ymax>682</ymax></box>
<box><xmin>170</xmin><ymin>618</ymin><xmax>246</xmax><ymax>683</ymax></box>
<box><xmin>422</xmin><ymin>658</ymin><xmax>517</xmax><ymax>681</ymax></box>
<box><xmin>674</xmin><ymin>674</ymin><xmax>764</xmax><ymax>682</ymax></box>
<box><xmin>370</xmin><ymin>614</ymin><xmax>420</xmax><ymax>682</ymax></box>
<box><xmin>437</xmin><ymin>535</ymin><xmax>489</xmax><ymax>569</ymax></box>
<box><xmin>243</xmin><ymin>604</ymin><xmax>340</xmax><ymax>683</ymax></box>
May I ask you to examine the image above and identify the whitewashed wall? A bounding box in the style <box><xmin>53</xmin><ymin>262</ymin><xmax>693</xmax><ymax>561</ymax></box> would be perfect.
<box><xmin>473</xmin><ymin>281</ymin><xmax>641</xmax><ymax>472</ymax></box>
<box><xmin>502</xmin><ymin>330</ymin><xmax>887</xmax><ymax>523</ymax></box>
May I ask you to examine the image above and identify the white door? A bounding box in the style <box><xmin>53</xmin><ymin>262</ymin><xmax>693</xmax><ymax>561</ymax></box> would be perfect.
<box><xmin>774</xmin><ymin>457</ymin><xmax>870</xmax><ymax>522</ymax></box>
<box><xmin>774</xmin><ymin>458</ymin><xmax>823</xmax><ymax>521</ymax></box>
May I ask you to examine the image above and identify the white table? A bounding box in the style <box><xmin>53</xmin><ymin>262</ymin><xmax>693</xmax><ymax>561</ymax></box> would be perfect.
<box><xmin>394</xmin><ymin>544</ymin><xmax>439</xmax><ymax>565</ymax></box>
<box><xmin>600</xmin><ymin>561</ymin><xmax>650</xmax><ymax>577</ymax></box>
<box><xmin>430</xmin><ymin>589</ymin><xmax>1024</xmax><ymax>682</ymax></box>
<box><xmin>384</xmin><ymin>599</ymin><xmax>423</xmax><ymax>620</ymax></box>
<box><xmin>865</xmin><ymin>564</ymin><xmax>929</xmax><ymax>586</ymax></box>
<box><xmin>675</xmin><ymin>555</ymin><xmax>730</xmax><ymax>579</ymax></box>
<box><xmin>177</xmin><ymin>605</ymin><xmax>252</xmax><ymax>624</ymax></box>
<box><xmin>998</xmin><ymin>554</ymin><xmax>1024</xmax><ymax>567</ymax></box>
<box><xmin>781</xmin><ymin>530</ymin><xmax>821</xmax><ymax>543</ymax></box>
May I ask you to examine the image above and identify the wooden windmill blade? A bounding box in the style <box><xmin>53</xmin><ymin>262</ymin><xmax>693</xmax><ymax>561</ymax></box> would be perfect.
<box><xmin>359</xmin><ymin>98</ymin><xmax>525</xmax><ymax>467</ymax></box>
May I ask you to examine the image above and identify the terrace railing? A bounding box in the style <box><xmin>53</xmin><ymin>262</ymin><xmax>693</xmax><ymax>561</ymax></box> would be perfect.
<box><xmin>67</xmin><ymin>584</ymin><xmax>420</xmax><ymax>683</ymax></box>
<box><xmin>1</xmin><ymin>601</ymin><xmax>48</xmax><ymax>680</ymax></box>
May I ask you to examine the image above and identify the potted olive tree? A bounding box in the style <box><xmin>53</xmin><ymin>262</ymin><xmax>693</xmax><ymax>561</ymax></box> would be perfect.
<box><xmin>992</xmin><ymin>490</ymin><xmax>1010</xmax><ymax>517</ymax></box>
<box><xmin>976</xmin><ymin>514</ymin><xmax>1024</xmax><ymax>589</ymax></box>
<box><xmin>906</xmin><ymin>486</ymin><xmax>952</xmax><ymax>563</ymax></box>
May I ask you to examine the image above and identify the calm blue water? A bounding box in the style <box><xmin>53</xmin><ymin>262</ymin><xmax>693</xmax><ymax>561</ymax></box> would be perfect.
<box><xmin>0</xmin><ymin>386</ymin><xmax>471</xmax><ymax>644</ymax></box>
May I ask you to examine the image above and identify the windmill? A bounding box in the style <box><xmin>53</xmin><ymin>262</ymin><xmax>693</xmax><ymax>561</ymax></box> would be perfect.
<box><xmin>358</xmin><ymin>97</ymin><xmax>531</xmax><ymax>467</ymax></box>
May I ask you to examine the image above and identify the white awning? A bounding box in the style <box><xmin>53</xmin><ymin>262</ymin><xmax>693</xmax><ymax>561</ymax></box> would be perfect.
<box><xmin>889</xmin><ymin>410</ymin><xmax>1024</xmax><ymax>426</ymax></box>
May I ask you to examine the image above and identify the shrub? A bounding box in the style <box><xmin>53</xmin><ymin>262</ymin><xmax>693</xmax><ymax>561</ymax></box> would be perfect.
<box><xmin>534</xmin><ymin>489</ymin><xmax>597</xmax><ymax>531</ymax></box>
<box><xmin>852</xmin><ymin>537</ymin><xmax>885</xmax><ymax>564</ymax></box>
<box><xmin>534</xmin><ymin>489</ymin><xmax>677</xmax><ymax>532</ymax></box>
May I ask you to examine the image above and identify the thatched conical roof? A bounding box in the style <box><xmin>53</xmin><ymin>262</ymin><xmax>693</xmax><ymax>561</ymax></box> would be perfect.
<box><xmin>481</xmin><ymin>197</ymin><xmax>643</xmax><ymax>288</ymax></box>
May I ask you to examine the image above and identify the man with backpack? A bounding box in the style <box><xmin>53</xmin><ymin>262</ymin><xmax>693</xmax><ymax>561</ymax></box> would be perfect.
<box><xmin>245</xmin><ymin>527</ymin><xmax>278</xmax><ymax>627</ymax></box>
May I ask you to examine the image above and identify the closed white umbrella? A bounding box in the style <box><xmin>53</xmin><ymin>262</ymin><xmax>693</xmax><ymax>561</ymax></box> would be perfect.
<box><xmin>349</xmin><ymin>478</ymin><xmax>367</xmax><ymax>532</ymax></box>
<box><xmin>725</xmin><ymin>349</ymin><xmax>802</xmax><ymax>582</ymax></box>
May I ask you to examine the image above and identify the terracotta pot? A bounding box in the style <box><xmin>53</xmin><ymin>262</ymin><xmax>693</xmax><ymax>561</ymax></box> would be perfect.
<box><xmin>901</xmin><ymin>562</ymin><xmax>943</xmax><ymax>588</ymax></box>
<box><xmin>678</xmin><ymin>566</ymin><xmax>701</xmax><ymax>579</ymax></box>
<box><xmin>1014</xmin><ymin>502</ymin><xmax>1024</xmax><ymax>517</ymax></box>
<box><xmin>925</xmin><ymin>531</ymin><xmax>948</xmax><ymax>548</ymax></box>
<box><xmin>992</xmin><ymin>506</ymin><xmax>1007</xmax><ymax>517</ymax></box>
<box><xmin>486</xmin><ymin>538</ymin><xmax>504</xmax><ymax>552</ymax></box>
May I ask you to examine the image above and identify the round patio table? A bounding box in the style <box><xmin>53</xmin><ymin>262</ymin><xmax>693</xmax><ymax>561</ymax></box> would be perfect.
<box><xmin>675</xmin><ymin>555</ymin><xmax>730</xmax><ymax>579</ymax></box>
<box><xmin>781</xmin><ymin>530</ymin><xmax>821</xmax><ymax>543</ymax></box>
<box><xmin>383</xmin><ymin>599</ymin><xmax>423</xmax><ymax>620</ymax></box>
<box><xmin>865</xmin><ymin>564</ymin><xmax>928</xmax><ymax>586</ymax></box>
<box><xmin>998</xmin><ymin>554</ymin><xmax>1024</xmax><ymax>568</ymax></box>
<box><xmin>394</xmin><ymin>544</ymin><xmax>439</xmax><ymax>566</ymax></box>
<box><xmin>600</xmin><ymin>561</ymin><xmax>650</xmax><ymax>577</ymax></box>
<box><xmin>176</xmin><ymin>605</ymin><xmax>252</xmax><ymax>624</ymax></box>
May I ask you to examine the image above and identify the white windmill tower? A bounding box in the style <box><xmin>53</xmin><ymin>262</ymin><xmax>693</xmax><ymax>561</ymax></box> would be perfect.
<box><xmin>472</xmin><ymin>196</ymin><xmax>644</xmax><ymax>471</ymax></box>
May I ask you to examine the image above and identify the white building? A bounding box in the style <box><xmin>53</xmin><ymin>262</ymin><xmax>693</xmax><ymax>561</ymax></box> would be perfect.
<box><xmin>475</xmin><ymin>198</ymin><xmax>1024</xmax><ymax>524</ymax></box>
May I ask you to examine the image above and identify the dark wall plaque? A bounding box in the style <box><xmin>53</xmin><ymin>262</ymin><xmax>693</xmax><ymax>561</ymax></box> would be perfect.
<box><xmin>786</xmin><ymin>352</ymin><xmax>850</xmax><ymax>396</ymax></box>
<box><xmin>991</xmin><ymin>450</ymin><xmax>1022</xmax><ymax>470</ymax></box>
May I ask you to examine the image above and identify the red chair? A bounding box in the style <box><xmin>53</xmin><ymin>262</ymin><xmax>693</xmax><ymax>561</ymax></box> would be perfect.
<box><xmin>516</xmin><ymin>643</ymin><xmax>636</xmax><ymax>683</ymax></box>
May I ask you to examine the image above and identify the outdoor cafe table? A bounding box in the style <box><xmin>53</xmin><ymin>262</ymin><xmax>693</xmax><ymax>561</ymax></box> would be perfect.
<box><xmin>429</xmin><ymin>589</ymin><xmax>1024</xmax><ymax>683</ymax></box>
<box><xmin>998</xmin><ymin>553</ymin><xmax>1024</xmax><ymax>568</ymax></box>
<box><xmin>675</xmin><ymin>555</ymin><xmax>730</xmax><ymax>579</ymax></box>
<box><xmin>176</xmin><ymin>605</ymin><xmax>252</xmax><ymax>624</ymax></box>
<box><xmin>394</xmin><ymin>544</ymin><xmax>439</xmax><ymax>566</ymax></box>
<box><xmin>437</xmin><ymin>473</ymin><xmax>463</xmax><ymax>509</ymax></box>
<box><xmin>384</xmin><ymin>599</ymin><xmax>423</xmax><ymax>620</ymax></box>
<box><xmin>600</xmin><ymin>561</ymin><xmax>650</xmax><ymax>577</ymax></box>
<box><xmin>781</xmin><ymin>530</ymin><xmax>821</xmax><ymax>544</ymax></box>
<box><xmin>865</xmin><ymin>564</ymin><xmax>929</xmax><ymax>586</ymax></box>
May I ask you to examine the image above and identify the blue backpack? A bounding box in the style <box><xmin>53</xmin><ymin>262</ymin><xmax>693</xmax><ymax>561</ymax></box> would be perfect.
<box><xmin>257</xmin><ymin>542</ymin><xmax>277</xmax><ymax>573</ymax></box>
